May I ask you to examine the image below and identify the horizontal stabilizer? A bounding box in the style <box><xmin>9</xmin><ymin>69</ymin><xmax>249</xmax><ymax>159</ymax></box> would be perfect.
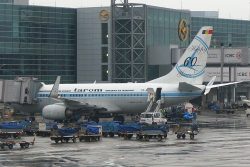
<box><xmin>179</xmin><ymin>82</ymin><xmax>202</xmax><ymax>92</ymax></box>
<box><xmin>206</xmin><ymin>81</ymin><xmax>242</xmax><ymax>90</ymax></box>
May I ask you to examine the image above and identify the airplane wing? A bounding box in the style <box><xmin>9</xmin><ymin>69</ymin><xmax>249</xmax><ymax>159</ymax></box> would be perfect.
<box><xmin>179</xmin><ymin>82</ymin><xmax>202</xmax><ymax>92</ymax></box>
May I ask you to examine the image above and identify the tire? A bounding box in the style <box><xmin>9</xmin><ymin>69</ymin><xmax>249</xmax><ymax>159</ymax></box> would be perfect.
<box><xmin>190</xmin><ymin>134</ymin><xmax>194</xmax><ymax>140</ymax></box>
<box><xmin>25</xmin><ymin>143</ymin><xmax>29</xmax><ymax>148</ymax></box>
<box><xmin>8</xmin><ymin>144</ymin><xmax>13</xmax><ymax>149</ymax></box>
<box><xmin>55</xmin><ymin>140</ymin><xmax>59</xmax><ymax>144</ymax></box>
<box><xmin>158</xmin><ymin>135</ymin><xmax>163</xmax><ymax>141</ymax></box>
<box><xmin>1</xmin><ymin>145</ymin><xmax>4</xmax><ymax>149</ymax></box>
<box><xmin>177</xmin><ymin>134</ymin><xmax>181</xmax><ymax>139</ymax></box>
<box><xmin>72</xmin><ymin>137</ymin><xmax>76</xmax><ymax>143</ymax></box>
<box><xmin>136</xmin><ymin>134</ymin><xmax>142</xmax><ymax>140</ymax></box>
<box><xmin>144</xmin><ymin>136</ymin><xmax>150</xmax><ymax>141</ymax></box>
<box><xmin>182</xmin><ymin>134</ymin><xmax>186</xmax><ymax>139</ymax></box>
<box><xmin>243</xmin><ymin>104</ymin><xmax>248</xmax><ymax>109</ymax></box>
<box><xmin>109</xmin><ymin>132</ymin><xmax>114</xmax><ymax>138</ymax></box>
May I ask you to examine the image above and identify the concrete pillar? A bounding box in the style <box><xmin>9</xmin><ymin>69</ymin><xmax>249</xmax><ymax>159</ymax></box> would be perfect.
<box><xmin>248</xmin><ymin>87</ymin><xmax>250</xmax><ymax>99</ymax></box>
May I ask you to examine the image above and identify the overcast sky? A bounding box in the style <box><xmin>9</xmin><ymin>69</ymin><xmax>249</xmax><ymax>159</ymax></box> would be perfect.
<box><xmin>30</xmin><ymin>0</ymin><xmax>250</xmax><ymax>20</ymax></box>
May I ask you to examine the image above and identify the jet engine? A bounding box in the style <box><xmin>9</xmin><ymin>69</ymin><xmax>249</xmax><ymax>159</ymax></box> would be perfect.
<box><xmin>42</xmin><ymin>104</ymin><xmax>73</xmax><ymax>120</ymax></box>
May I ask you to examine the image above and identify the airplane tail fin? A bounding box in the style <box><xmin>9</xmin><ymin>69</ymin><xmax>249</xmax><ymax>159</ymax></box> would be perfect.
<box><xmin>148</xmin><ymin>26</ymin><xmax>213</xmax><ymax>85</ymax></box>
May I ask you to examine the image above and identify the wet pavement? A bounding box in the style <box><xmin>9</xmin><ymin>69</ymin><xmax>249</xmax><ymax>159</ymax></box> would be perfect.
<box><xmin>1</xmin><ymin>114</ymin><xmax>250</xmax><ymax>167</ymax></box>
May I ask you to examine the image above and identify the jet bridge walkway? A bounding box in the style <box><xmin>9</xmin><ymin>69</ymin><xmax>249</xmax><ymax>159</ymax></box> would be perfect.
<box><xmin>0</xmin><ymin>77</ymin><xmax>42</xmax><ymax>105</ymax></box>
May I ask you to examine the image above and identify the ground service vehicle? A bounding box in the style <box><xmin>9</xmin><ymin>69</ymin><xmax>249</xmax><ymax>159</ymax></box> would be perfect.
<box><xmin>140</xmin><ymin>111</ymin><xmax>167</xmax><ymax>125</ymax></box>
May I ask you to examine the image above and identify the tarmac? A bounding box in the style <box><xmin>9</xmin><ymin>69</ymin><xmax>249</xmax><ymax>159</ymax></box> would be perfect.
<box><xmin>0</xmin><ymin>110</ymin><xmax>249</xmax><ymax>167</ymax></box>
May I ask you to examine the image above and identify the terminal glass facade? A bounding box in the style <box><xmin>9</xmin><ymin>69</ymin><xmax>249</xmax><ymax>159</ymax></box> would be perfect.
<box><xmin>191</xmin><ymin>17</ymin><xmax>250</xmax><ymax>48</ymax></box>
<box><xmin>0</xmin><ymin>4</ymin><xmax>76</xmax><ymax>83</ymax></box>
<box><xmin>146</xmin><ymin>6</ymin><xmax>190</xmax><ymax>80</ymax></box>
<box><xmin>147</xmin><ymin>7</ymin><xmax>190</xmax><ymax>48</ymax></box>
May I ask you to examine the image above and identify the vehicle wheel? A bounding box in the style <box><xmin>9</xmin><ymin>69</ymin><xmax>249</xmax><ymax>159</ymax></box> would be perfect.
<box><xmin>190</xmin><ymin>134</ymin><xmax>195</xmax><ymax>140</ymax></box>
<box><xmin>109</xmin><ymin>132</ymin><xmax>114</xmax><ymax>138</ymax></box>
<box><xmin>55</xmin><ymin>140</ymin><xmax>59</xmax><ymax>144</ymax></box>
<box><xmin>247</xmin><ymin>114</ymin><xmax>249</xmax><ymax>117</ymax></box>
<box><xmin>25</xmin><ymin>143</ymin><xmax>29</xmax><ymax>148</ymax></box>
<box><xmin>144</xmin><ymin>136</ymin><xmax>150</xmax><ymax>141</ymax></box>
<box><xmin>136</xmin><ymin>134</ymin><xmax>142</xmax><ymax>140</ymax></box>
<box><xmin>158</xmin><ymin>135</ymin><xmax>163</xmax><ymax>141</ymax></box>
<box><xmin>102</xmin><ymin>132</ymin><xmax>108</xmax><ymax>137</ymax></box>
<box><xmin>72</xmin><ymin>137</ymin><xmax>76</xmax><ymax>143</ymax></box>
<box><xmin>13</xmin><ymin>134</ymin><xmax>18</xmax><ymax>139</ymax></box>
<box><xmin>127</xmin><ymin>134</ymin><xmax>133</xmax><ymax>139</ymax></box>
<box><xmin>243</xmin><ymin>104</ymin><xmax>248</xmax><ymax>109</ymax></box>
<box><xmin>182</xmin><ymin>134</ymin><xmax>186</xmax><ymax>139</ymax></box>
<box><xmin>1</xmin><ymin>145</ymin><xmax>4</xmax><ymax>149</ymax></box>
<box><xmin>8</xmin><ymin>144</ymin><xmax>13</xmax><ymax>149</ymax></box>
<box><xmin>177</xmin><ymin>134</ymin><xmax>181</xmax><ymax>139</ymax></box>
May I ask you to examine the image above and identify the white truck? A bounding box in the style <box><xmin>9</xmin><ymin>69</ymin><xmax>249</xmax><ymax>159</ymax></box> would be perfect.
<box><xmin>140</xmin><ymin>111</ymin><xmax>167</xmax><ymax>125</ymax></box>
<box><xmin>236</xmin><ymin>96</ymin><xmax>250</xmax><ymax>108</ymax></box>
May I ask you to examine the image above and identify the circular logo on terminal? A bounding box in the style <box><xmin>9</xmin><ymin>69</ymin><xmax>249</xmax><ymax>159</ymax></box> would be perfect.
<box><xmin>178</xmin><ymin>19</ymin><xmax>189</xmax><ymax>41</ymax></box>
<box><xmin>99</xmin><ymin>10</ymin><xmax>110</xmax><ymax>21</ymax></box>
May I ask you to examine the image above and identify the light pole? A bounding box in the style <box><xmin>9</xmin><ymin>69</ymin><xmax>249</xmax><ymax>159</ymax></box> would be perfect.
<box><xmin>220</xmin><ymin>43</ymin><xmax>224</xmax><ymax>104</ymax></box>
<box><xmin>0</xmin><ymin>64</ymin><xmax>6</xmax><ymax>118</ymax></box>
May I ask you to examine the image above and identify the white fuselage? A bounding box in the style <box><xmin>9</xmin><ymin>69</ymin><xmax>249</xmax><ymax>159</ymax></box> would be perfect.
<box><xmin>36</xmin><ymin>83</ymin><xmax>205</xmax><ymax>114</ymax></box>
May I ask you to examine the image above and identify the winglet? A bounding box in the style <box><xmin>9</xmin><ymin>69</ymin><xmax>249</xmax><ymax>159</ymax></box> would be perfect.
<box><xmin>204</xmin><ymin>76</ymin><xmax>216</xmax><ymax>95</ymax></box>
<box><xmin>49</xmin><ymin>76</ymin><xmax>61</xmax><ymax>98</ymax></box>
<box><xmin>207</xmin><ymin>76</ymin><xmax>216</xmax><ymax>86</ymax></box>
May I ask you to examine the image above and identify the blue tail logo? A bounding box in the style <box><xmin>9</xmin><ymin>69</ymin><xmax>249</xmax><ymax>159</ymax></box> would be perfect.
<box><xmin>176</xmin><ymin>47</ymin><xmax>205</xmax><ymax>78</ymax></box>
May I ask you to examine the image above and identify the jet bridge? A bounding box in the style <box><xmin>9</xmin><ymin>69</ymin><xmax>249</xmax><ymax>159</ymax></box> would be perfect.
<box><xmin>0</xmin><ymin>77</ymin><xmax>42</xmax><ymax>105</ymax></box>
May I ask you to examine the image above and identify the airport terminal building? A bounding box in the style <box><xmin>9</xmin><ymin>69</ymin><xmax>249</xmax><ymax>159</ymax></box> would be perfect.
<box><xmin>0</xmin><ymin>0</ymin><xmax>250</xmax><ymax>103</ymax></box>
<box><xmin>0</xmin><ymin>0</ymin><xmax>76</xmax><ymax>83</ymax></box>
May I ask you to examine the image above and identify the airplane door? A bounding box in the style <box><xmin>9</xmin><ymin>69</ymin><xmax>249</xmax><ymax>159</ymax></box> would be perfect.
<box><xmin>155</xmin><ymin>88</ymin><xmax>162</xmax><ymax>101</ymax></box>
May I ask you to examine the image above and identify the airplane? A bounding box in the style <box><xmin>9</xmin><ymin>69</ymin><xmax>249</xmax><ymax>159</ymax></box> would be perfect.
<box><xmin>11</xmin><ymin>26</ymin><xmax>242</xmax><ymax>122</ymax></box>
